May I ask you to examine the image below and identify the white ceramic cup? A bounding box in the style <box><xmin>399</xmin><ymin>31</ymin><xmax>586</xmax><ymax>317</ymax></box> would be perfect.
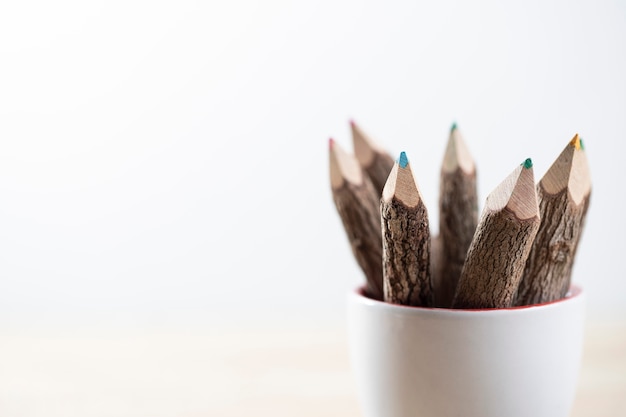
<box><xmin>347</xmin><ymin>286</ymin><xmax>585</xmax><ymax>417</ymax></box>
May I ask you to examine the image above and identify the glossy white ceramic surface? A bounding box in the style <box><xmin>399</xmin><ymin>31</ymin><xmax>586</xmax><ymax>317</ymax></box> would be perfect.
<box><xmin>347</xmin><ymin>287</ymin><xmax>585</xmax><ymax>417</ymax></box>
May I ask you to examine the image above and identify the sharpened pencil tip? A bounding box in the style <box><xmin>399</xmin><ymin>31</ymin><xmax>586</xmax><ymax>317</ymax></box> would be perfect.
<box><xmin>451</xmin><ymin>122</ymin><xmax>457</xmax><ymax>132</ymax></box>
<box><xmin>398</xmin><ymin>151</ymin><xmax>409</xmax><ymax>168</ymax></box>
<box><xmin>579</xmin><ymin>137</ymin><xmax>585</xmax><ymax>150</ymax></box>
<box><xmin>569</xmin><ymin>133</ymin><xmax>579</xmax><ymax>148</ymax></box>
<box><xmin>328</xmin><ymin>138</ymin><xmax>335</xmax><ymax>149</ymax></box>
<box><xmin>349</xmin><ymin>119</ymin><xmax>355</xmax><ymax>127</ymax></box>
<box><xmin>569</xmin><ymin>133</ymin><xmax>583</xmax><ymax>150</ymax></box>
<box><xmin>522</xmin><ymin>158</ymin><xmax>533</xmax><ymax>169</ymax></box>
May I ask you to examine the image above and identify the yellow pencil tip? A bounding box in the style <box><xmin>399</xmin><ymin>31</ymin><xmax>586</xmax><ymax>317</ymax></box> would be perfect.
<box><xmin>569</xmin><ymin>133</ymin><xmax>581</xmax><ymax>150</ymax></box>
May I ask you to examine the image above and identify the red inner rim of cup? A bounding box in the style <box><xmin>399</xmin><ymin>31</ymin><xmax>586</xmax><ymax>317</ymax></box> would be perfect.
<box><xmin>357</xmin><ymin>285</ymin><xmax>582</xmax><ymax>311</ymax></box>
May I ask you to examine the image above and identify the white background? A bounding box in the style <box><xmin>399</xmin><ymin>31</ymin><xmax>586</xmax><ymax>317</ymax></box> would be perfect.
<box><xmin>0</xmin><ymin>0</ymin><xmax>624</xmax><ymax>326</ymax></box>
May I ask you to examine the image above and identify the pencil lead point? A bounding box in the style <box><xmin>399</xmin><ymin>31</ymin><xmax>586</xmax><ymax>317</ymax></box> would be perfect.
<box><xmin>450</xmin><ymin>122</ymin><xmax>457</xmax><ymax>132</ymax></box>
<box><xmin>349</xmin><ymin>119</ymin><xmax>356</xmax><ymax>127</ymax></box>
<box><xmin>522</xmin><ymin>158</ymin><xmax>533</xmax><ymax>169</ymax></box>
<box><xmin>398</xmin><ymin>151</ymin><xmax>409</xmax><ymax>168</ymax></box>
<box><xmin>569</xmin><ymin>133</ymin><xmax>581</xmax><ymax>150</ymax></box>
<box><xmin>328</xmin><ymin>138</ymin><xmax>335</xmax><ymax>149</ymax></box>
<box><xmin>569</xmin><ymin>133</ymin><xmax>584</xmax><ymax>151</ymax></box>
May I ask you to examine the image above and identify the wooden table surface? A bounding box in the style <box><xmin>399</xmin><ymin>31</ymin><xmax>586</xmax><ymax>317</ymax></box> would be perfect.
<box><xmin>0</xmin><ymin>320</ymin><xmax>624</xmax><ymax>416</ymax></box>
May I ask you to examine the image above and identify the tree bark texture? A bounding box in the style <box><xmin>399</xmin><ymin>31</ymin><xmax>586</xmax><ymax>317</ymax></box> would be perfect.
<box><xmin>332</xmin><ymin>179</ymin><xmax>384</xmax><ymax>300</ymax></box>
<box><xmin>515</xmin><ymin>187</ymin><xmax>590</xmax><ymax>305</ymax></box>
<box><xmin>435</xmin><ymin>169</ymin><xmax>478</xmax><ymax>307</ymax></box>
<box><xmin>430</xmin><ymin>234</ymin><xmax>442</xmax><ymax>301</ymax></box>
<box><xmin>452</xmin><ymin>209</ymin><xmax>540</xmax><ymax>309</ymax></box>
<box><xmin>381</xmin><ymin>198</ymin><xmax>433</xmax><ymax>307</ymax></box>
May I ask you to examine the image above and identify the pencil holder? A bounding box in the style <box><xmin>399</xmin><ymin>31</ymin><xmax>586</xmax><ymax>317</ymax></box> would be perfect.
<box><xmin>347</xmin><ymin>286</ymin><xmax>585</xmax><ymax>417</ymax></box>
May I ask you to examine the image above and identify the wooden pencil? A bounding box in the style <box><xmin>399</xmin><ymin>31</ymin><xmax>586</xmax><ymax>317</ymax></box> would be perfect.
<box><xmin>515</xmin><ymin>134</ymin><xmax>592</xmax><ymax>305</ymax></box>
<box><xmin>381</xmin><ymin>152</ymin><xmax>433</xmax><ymax>307</ymax></box>
<box><xmin>452</xmin><ymin>159</ymin><xmax>540</xmax><ymax>309</ymax></box>
<box><xmin>434</xmin><ymin>123</ymin><xmax>478</xmax><ymax>307</ymax></box>
<box><xmin>351</xmin><ymin>120</ymin><xmax>395</xmax><ymax>195</ymax></box>
<box><xmin>329</xmin><ymin>138</ymin><xmax>384</xmax><ymax>300</ymax></box>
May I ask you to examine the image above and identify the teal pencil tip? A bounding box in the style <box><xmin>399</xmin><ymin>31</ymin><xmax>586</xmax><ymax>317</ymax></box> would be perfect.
<box><xmin>579</xmin><ymin>138</ymin><xmax>585</xmax><ymax>150</ymax></box>
<box><xmin>451</xmin><ymin>122</ymin><xmax>457</xmax><ymax>132</ymax></box>
<box><xmin>522</xmin><ymin>158</ymin><xmax>533</xmax><ymax>169</ymax></box>
<box><xmin>398</xmin><ymin>151</ymin><xmax>409</xmax><ymax>168</ymax></box>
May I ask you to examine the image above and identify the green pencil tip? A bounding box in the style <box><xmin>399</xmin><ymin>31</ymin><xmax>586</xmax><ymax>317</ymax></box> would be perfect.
<box><xmin>522</xmin><ymin>158</ymin><xmax>533</xmax><ymax>169</ymax></box>
<box><xmin>450</xmin><ymin>122</ymin><xmax>457</xmax><ymax>132</ymax></box>
<box><xmin>579</xmin><ymin>138</ymin><xmax>585</xmax><ymax>150</ymax></box>
<box><xmin>398</xmin><ymin>151</ymin><xmax>409</xmax><ymax>168</ymax></box>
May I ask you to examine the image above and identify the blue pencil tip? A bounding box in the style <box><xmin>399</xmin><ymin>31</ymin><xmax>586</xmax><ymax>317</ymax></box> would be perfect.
<box><xmin>398</xmin><ymin>151</ymin><xmax>409</xmax><ymax>168</ymax></box>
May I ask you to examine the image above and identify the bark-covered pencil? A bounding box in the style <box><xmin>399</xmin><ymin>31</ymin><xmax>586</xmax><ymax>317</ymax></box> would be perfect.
<box><xmin>434</xmin><ymin>123</ymin><xmax>478</xmax><ymax>307</ymax></box>
<box><xmin>452</xmin><ymin>159</ymin><xmax>540</xmax><ymax>309</ymax></box>
<box><xmin>381</xmin><ymin>152</ymin><xmax>433</xmax><ymax>307</ymax></box>
<box><xmin>515</xmin><ymin>134</ymin><xmax>592</xmax><ymax>305</ymax></box>
<box><xmin>329</xmin><ymin>138</ymin><xmax>384</xmax><ymax>300</ymax></box>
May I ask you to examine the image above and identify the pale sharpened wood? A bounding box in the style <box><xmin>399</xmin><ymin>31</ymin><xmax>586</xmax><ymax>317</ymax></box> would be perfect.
<box><xmin>452</xmin><ymin>160</ymin><xmax>540</xmax><ymax>309</ymax></box>
<box><xmin>329</xmin><ymin>138</ymin><xmax>384</xmax><ymax>300</ymax></box>
<box><xmin>434</xmin><ymin>124</ymin><xmax>478</xmax><ymax>307</ymax></box>
<box><xmin>351</xmin><ymin>120</ymin><xmax>395</xmax><ymax>195</ymax></box>
<box><xmin>381</xmin><ymin>152</ymin><xmax>433</xmax><ymax>307</ymax></box>
<box><xmin>515</xmin><ymin>134</ymin><xmax>592</xmax><ymax>305</ymax></box>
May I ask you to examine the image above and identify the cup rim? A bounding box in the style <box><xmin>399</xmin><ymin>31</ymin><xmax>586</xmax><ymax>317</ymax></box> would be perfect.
<box><xmin>351</xmin><ymin>285</ymin><xmax>583</xmax><ymax>314</ymax></box>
